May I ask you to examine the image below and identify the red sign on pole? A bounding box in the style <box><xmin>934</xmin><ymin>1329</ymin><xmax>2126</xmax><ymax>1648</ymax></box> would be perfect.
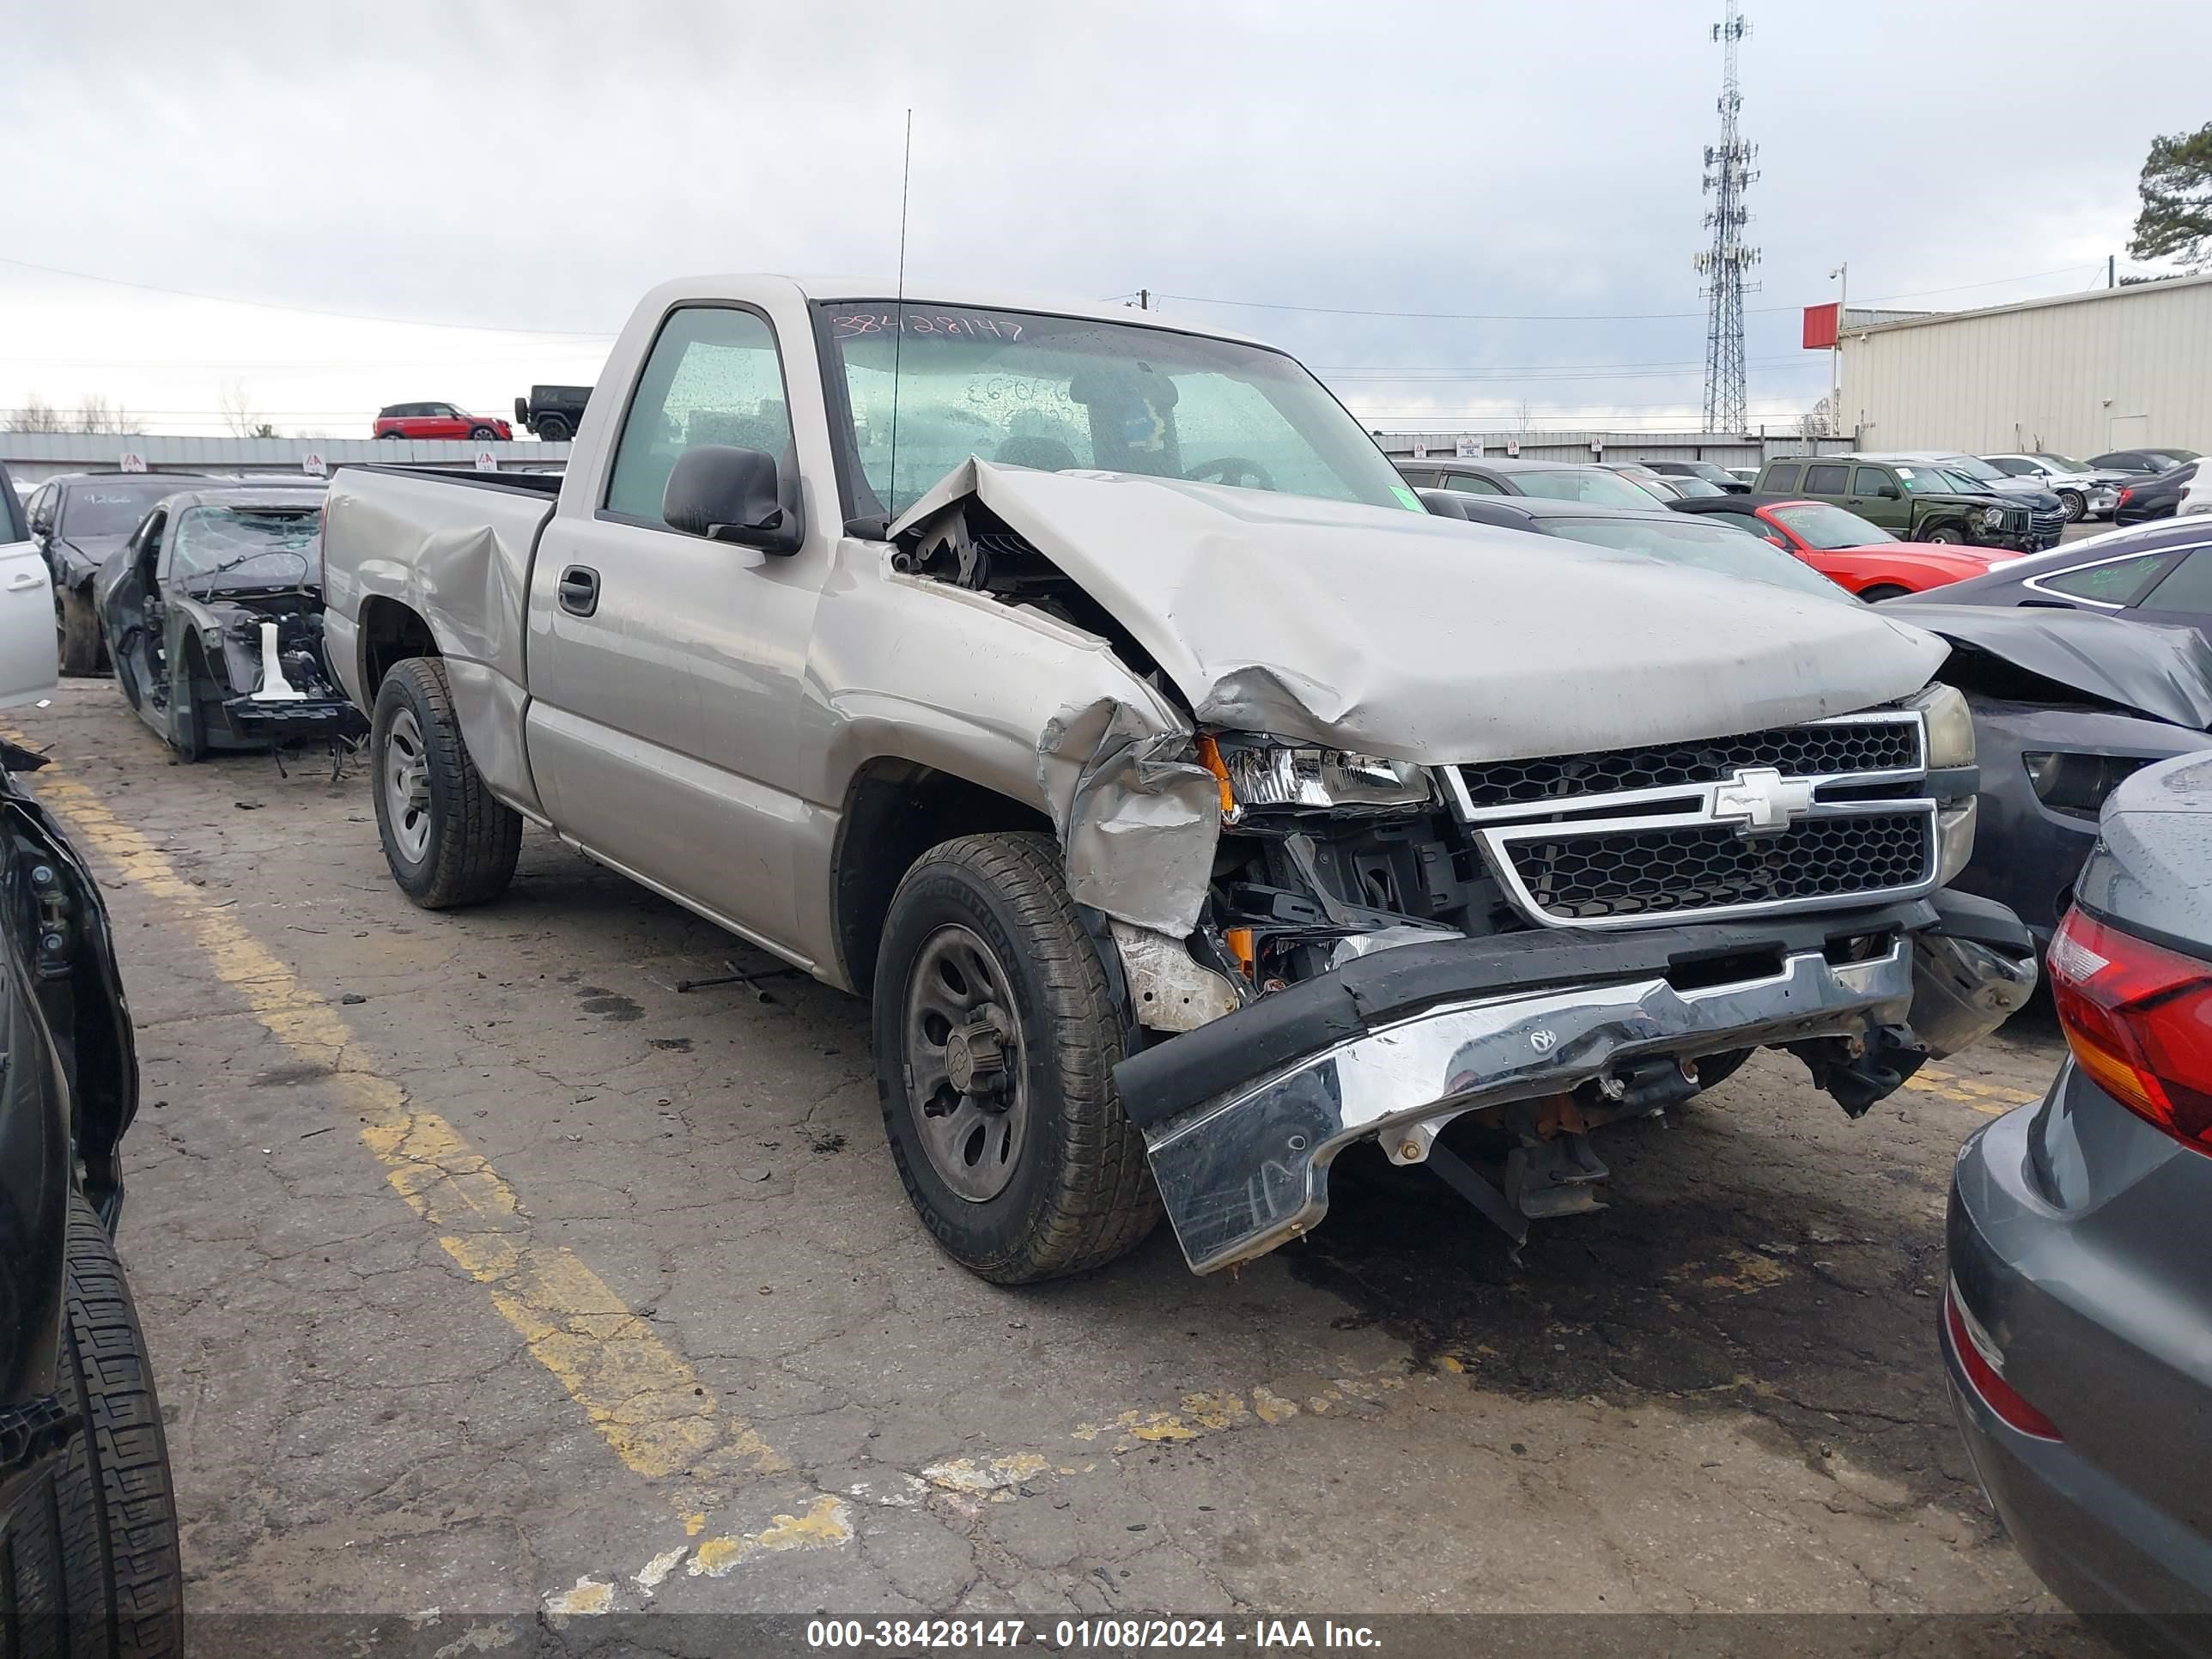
<box><xmin>1802</xmin><ymin>302</ymin><xmax>1840</xmax><ymax>350</ymax></box>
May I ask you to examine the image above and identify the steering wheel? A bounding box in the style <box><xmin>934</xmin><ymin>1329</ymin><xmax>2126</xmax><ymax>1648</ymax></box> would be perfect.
<box><xmin>1185</xmin><ymin>456</ymin><xmax>1277</xmax><ymax>491</ymax></box>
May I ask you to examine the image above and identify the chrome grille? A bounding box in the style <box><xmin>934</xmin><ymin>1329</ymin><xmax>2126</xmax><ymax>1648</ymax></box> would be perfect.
<box><xmin>1498</xmin><ymin>811</ymin><xmax>1934</xmax><ymax>924</ymax></box>
<box><xmin>1450</xmin><ymin>711</ymin><xmax>1939</xmax><ymax>930</ymax></box>
<box><xmin>1455</xmin><ymin>714</ymin><xmax>1922</xmax><ymax>816</ymax></box>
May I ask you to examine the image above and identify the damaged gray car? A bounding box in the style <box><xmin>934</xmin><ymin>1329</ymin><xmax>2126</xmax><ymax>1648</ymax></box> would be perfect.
<box><xmin>317</xmin><ymin>277</ymin><xmax>2039</xmax><ymax>1283</ymax></box>
<box><xmin>96</xmin><ymin>485</ymin><xmax>366</xmax><ymax>761</ymax></box>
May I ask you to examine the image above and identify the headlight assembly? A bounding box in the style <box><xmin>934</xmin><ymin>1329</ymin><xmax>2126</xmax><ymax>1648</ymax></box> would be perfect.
<box><xmin>1906</xmin><ymin>683</ymin><xmax>1975</xmax><ymax>769</ymax></box>
<box><xmin>1201</xmin><ymin>736</ymin><xmax>1433</xmax><ymax>819</ymax></box>
<box><xmin>1980</xmin><ymin>507</ymin><xmax>2005</xmax><ymax>529</ymax></box>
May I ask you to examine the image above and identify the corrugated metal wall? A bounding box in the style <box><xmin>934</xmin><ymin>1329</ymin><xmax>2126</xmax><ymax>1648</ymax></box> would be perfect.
<box><xmin>1840</xmin><ymin>276</ymin><xmax>2212</xmax><ymax>457</ymax></box>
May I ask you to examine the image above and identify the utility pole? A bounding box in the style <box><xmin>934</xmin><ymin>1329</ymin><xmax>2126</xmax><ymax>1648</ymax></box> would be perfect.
<box><xmin>1695</xmin><ymin>0</ymin><xmax>1759</xmax><ymax>434</ymax></box>
<box><xmin>1829</xmin><ymin>261</ymin><xmax>1846</xmax><ymax>439</ymax></box>
<box><xmin>2108</xmin><ymin>255</ymin><xmax>2115</xmax><ymax>289</ymax></box>
<box><xmin>1139</xmin><ymin>289</ymin><xmax>1150</xmax><ymax>311</ymax></box>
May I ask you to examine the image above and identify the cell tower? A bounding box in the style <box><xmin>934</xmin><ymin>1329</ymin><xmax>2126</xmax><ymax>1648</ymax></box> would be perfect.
<box><xmin>1695</xmin><ymin>0</ymin><xmax>1760</xmax><ymax>433</ymax></box>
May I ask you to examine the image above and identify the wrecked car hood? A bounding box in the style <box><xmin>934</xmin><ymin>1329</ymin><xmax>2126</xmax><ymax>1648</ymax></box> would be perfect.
<box><xmin>1904</xmin><ymin>604</ymin><xmax>2212</xmax><ymax>731</ymax></box>
<box><xmin>892</xmin><ymin>461</ymin><xmax>1948</xmax><ymax>763</ymax></box>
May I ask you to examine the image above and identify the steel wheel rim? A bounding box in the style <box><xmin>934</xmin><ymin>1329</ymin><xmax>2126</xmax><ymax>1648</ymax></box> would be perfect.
<box><xmin>384</xmin><ymin>706</ymin><xmax>434</xmax><ymax>862</ymax></box>
<box><xmin>902</xmin><ymin>923</ymin><xmax>1027</xmax><ymax>1203</ymax></box>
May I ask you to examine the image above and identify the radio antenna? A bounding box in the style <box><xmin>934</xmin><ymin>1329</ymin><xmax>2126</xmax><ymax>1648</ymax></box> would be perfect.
<box><xmin>886</xmin><ymin>108</ymin><xmax>913</xmax><ymax>522</ymax></box>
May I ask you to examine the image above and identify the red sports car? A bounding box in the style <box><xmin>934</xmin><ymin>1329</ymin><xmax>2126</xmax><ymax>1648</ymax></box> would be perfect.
<box><xmin>1673</xmin><ymin>496</ymin><xmax>2012</xmax><ymax>600</ymax></box>
<box><xmin>372</xmin><ymin>401</ymin><xmax>514</xmax><ymax>441</ymax></box>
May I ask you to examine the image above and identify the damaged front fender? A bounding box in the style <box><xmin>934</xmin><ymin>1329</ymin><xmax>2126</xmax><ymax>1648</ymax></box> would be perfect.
<box><xmin>1037</xmin><ymin>697</ymin><xmax>1221</xmax><ymax>937</ymax></box>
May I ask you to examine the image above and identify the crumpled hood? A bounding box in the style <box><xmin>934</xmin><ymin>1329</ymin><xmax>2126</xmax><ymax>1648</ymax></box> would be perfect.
<box><xmin>1904</xmin><ymin>603</ymin><xmax>2212</xmax><ymax>731</ymax></box>
<box><xmin>891</xmin><ymin>460</ymin><xmax>1948</xmax><ymax>763</ymax></box>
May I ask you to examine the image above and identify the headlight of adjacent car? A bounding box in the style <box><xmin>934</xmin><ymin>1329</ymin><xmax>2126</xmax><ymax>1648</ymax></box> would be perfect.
<box><xmin>1980</xmin><ymin>507</ymin><xmax>2004</xmax><ymax>529</ymax></box>
<box><xmin>1202</xmin><ymin>737</ymin><xmax>1434</xmax><ymax>819</ymax></box>
<box><xmin>1905</xmin><ymin>684</ymin><xmax>1974</xmax><ymax>769</ymax></box>
<box><xmin>2021</xmin><ymin>750</ymin><xmax>2151</xmax><ymax>818</ymax></box>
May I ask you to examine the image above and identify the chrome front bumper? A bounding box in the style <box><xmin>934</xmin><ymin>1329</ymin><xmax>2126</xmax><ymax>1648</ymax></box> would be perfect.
<box><xmin>1139</xmin><ymin>942</ymin><xmax>1915</xmax><ymax>1274</ymax></box>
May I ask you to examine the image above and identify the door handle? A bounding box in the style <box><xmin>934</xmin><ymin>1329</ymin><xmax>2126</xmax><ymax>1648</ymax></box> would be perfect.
<box><xmin>556</xmin><ymin>564</ymin><xmax>599</xmax><ymax>617</ymax></box>
<box><xmin>5</xmin><ymin>570</ymin><xmax>41</xmax><ymax>590</ymax></box>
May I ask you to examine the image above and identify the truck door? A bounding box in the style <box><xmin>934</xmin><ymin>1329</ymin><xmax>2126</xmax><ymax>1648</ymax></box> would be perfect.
<box><xmin>1844</xmin><ymin>464</ymin><xmax>1905</xmax><ymax>531</ymax></box>
<box><xmin>525</xmin><ymin>302</ymin><xmax>825</xmax><ymax>954</ymax></box>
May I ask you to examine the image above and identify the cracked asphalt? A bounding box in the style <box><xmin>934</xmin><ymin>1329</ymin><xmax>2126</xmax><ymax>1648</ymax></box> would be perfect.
<box><xmin>13</xmin><ymin>680</ymin><xmax>2101</xmax><ymax>1638</ymax></box>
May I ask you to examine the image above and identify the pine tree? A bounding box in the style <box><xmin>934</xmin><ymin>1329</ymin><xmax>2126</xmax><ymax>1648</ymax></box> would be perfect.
<box><xmin>2129</xmin><ymin>122</ymin><xmax>2212</xmax><ymax>269</ymax></box>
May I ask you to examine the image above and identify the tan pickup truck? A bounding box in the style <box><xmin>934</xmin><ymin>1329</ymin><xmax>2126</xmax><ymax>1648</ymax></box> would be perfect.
<box><xmin>319</xmin><ymin>276</ymin><xmax>2036</xmax><ymax>1284</ymax></box>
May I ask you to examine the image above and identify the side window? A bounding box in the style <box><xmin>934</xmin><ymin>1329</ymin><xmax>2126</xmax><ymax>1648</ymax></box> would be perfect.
<box><xmin>1395</xmin><ymin>467</ymin><xmax>1439</xmax><ymax>486</ymax></box>
<box><xmin>605</xmin><ymin>307</ymin><xmax>793</xmax><ymax>526</ymax></box>
<box><xmin>1804</xmin><ymin>463</ymin><xmax>1849</xmax><ymax>495</ymax></box>
<box><xmin>1851</xmin><ymin>466</ymin><xmax>1893</xmax><ymax>496</ymax></box>
<box><xmin>2036</xmin><ymin>553</ymin><xmax>2173</xmax><ymax>605</ymax></box>
<box><xmin>143</xmin><ymin>513</ymin><xmax>170</xmax><ymax>580</ymax></box>
<box><xmin>1765</xmin><ymin>462</ymin><xmax>1801</xmax><ymax>491</ymax></box>
<box><xmin>2137</xmin><ymin>547</ymin><xmax>2212</xmax><ymax>614</ymax></box>
<box><xmin>1990</xmin><ymin>458</ymin><xmax>2030</xmax><ymax>477</ymax></box>
<box><xmin>1443</xmin><ymin>471</ymin><xmax>1504</xmax><ymax>495</ymax></box>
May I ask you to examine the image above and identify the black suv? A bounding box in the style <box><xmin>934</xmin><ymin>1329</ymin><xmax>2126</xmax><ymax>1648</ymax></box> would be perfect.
<box><xmin>0</xmin><ymin>689</ymin><xmax>182</xmax><ymax>1649</ymax></box>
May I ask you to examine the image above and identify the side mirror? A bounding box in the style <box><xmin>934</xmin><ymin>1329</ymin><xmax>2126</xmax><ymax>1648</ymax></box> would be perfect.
<box><xmin>662</xmin><ymin>445</ymin><xmax>803</xmax><ymax>555</ymax></box>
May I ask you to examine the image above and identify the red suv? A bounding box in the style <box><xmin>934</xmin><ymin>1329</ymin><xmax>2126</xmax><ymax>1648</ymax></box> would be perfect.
<box><xmin>373</xmin><ymin>402</ymin><xmax>513</xmax><ymax>441</ymax></box>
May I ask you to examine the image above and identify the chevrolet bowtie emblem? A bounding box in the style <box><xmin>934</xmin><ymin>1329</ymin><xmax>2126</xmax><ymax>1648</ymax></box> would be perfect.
<box><xmin>1711</xmin><ymin>766</ymin><xmax>1814</xmax><ymax>834</ymax></box>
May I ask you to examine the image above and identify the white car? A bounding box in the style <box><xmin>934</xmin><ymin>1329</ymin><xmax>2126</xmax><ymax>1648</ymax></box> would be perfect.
<box><xmin>1980</xmin><ymin>453</ymin><xmax>2124</xmax><ymax>523</ymax></box>
<box><xmin>2181</xmin><ymin>465</ymin><xmax>2212</xmax><ymax>518</ymax></box>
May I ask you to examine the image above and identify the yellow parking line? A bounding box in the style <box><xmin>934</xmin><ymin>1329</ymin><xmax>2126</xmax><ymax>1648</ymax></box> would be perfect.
<box><xmin>20</xmin><ymin>758</ymin><xmax>784</xmax><ymax>1492</ymax></box>
<box><xmin>1906</xmin><ymin>1062</ymin><xmax>2042</xmax><ymax>1116</ymax></box>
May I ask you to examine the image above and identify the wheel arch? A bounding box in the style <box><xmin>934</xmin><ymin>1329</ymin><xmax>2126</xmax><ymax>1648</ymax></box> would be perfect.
<box><xmin>357</xmin><ymin>593</ymin><xmax>441</xmax><ymax>703</ymax></box>
<box><xmin>830</xmin><ymin>757</ymin><xmax>1054</xmax><ymax>998</ymax></box>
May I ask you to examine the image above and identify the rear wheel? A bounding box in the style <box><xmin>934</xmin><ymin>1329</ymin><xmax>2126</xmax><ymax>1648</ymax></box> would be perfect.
<box><xmin>370</xmin><ymin>657</ymin><xmax>520</xmax><ymax>908</ymax></box>
<box><xmin>58</xmin><ymin>586</ymin><xmax>104</xmax><ymax>676</ymax></box>
<box><xmin>1858</xmin><ymin>582</ymin><xmax>1913</xmax><ymax>603</ymax></box>
<box><xmin>536</xmin><ymin>415</ymin><xmax>572</xmax><ymax>443</ymax></box>
<box><xmin>24</xmin><ymin>1190</ymin><xmax>186</xmax><ymax>1659</ymax></box>
<box><xmin>377</xmin><ymin>429</ymin><xmax>402</xmax><ymax>440</ymax></box>
<box><xmin>874</xmin><ymin>832</ymin><xmax>1159</xmax><ymax>1283</ymax></box>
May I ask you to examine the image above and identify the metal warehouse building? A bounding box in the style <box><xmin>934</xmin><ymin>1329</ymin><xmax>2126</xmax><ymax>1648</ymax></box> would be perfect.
<box><xmin>1840</xmin><ymin>272</ymin><xmax>2212</xmax><ymax>459</ymax></box>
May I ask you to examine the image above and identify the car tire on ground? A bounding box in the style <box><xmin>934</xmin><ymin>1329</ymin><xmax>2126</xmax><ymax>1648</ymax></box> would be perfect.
<box><xmin>370</xmin><ymin>656</ymin><xmax>521</xmax><ymax>908</ymax></box>
<box><xmin>536</xmin><ymin>416</ymin><xmax>572</xmax><ymax>444</ymax></box>
<box><xmin>27</xmin><ymin>1189</ymin><xmax>186</xmax><ymax>1659</ymax></box>
<box><xmin>874</xmin><ymin>830</ymin><xmax>1161</xmax><ymax>1284</ymax></box>
<box><xmin>377</xmin><ymin>429</ymin><xmax>402</xmax><ymax>440</ymax></box>
<box><xmin>58</xmin><ymin>586</ymin><xmax>104</xmax><ymax>677</ymax></box>
<box><xmin>2057</xmin><ymin>489</ymin><xmax>2085</xmax><ymax>522</ymax></box>
<box><xmin>1858</xmin><ymin>583</ymin><xmax>1913</xmax><ymax>603</ymax></box>
<box><xmin>468</xmin><ymin>425</ymin><xmax>498</xmax><ymax>441</ymax></box>
<box><xmin>1923</xmin><ymin>526</ymin><xmax>1964</xmax><ymax>545</ymax></box>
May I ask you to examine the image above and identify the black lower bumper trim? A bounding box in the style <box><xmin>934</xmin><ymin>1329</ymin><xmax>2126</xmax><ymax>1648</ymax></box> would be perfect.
<box><xmin>1114</xmin><ymin>900</ymin><xmax>1936</xmax><ymax>1131</ymax></box>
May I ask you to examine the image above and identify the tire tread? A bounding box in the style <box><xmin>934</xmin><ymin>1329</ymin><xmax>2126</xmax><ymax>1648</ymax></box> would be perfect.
<box><xmin>373</xmin><ymin>658</ymin><xmax>521</xmax><ymax>909</ymax></box>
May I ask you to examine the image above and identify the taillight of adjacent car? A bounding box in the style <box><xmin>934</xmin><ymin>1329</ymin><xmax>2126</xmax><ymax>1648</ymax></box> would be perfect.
<box><xmin>2047</xmin><ymin>907</ymin><xmax>2212</xmax><ymax>1155</ymax></box>
<box><xmin>2116</xmin><ymin>485</ymin><xmax>2135</xmax><ymax>508</ymax></box>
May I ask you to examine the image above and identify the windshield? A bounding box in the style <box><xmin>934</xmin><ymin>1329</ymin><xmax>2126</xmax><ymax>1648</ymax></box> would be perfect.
<box><xmin>2034</xmin><ymin>453</ymin><xmax>2090</xmax><ymax>472</ymax></box>
<box><xmin>1508</xmin><ymin>467</ymin><xmax>1660</xmax><ymax>508</ymax></box>
<box><xmin>1937</xmin><ymin>456</ymin><xmax>2008</xmax><ymax>483</ymax></box>
<box><xmin>1542</xmin><ymin>517</ymin><xmax>1847</xmax><ymax>599</ymax></box>
<box><xmin>58</xmin><ymin>479</ymin><xmax>187</xmax><ymax>539</ymax></box>
<box><xmin>1668</xmin><ymin>475</ymin><xmax>1728</xmax><ymax>497</ymax></box>
<box><xmin>1935</xmin><ymin>467</ymin><xmax>2000</xmax><ymax>494</ymax></box>
<box><xmin>816</xmin><ymin>303</ymin><xmax>1416</xmax><ymax>517</ymax></box>
<box><xmin>1893</xmin><ymin>465</ymin><xmax>1955</xmax><ymax>495</ymax></box>
<box><xmin>1768</xmin><ymin>501</ymin><xmax>1896</xmax><ymax>549</ymax></box>
<box><xmin>169</xmin><ymin>505</ymin><xmax>322</xmax><ymax>592</ymax></box>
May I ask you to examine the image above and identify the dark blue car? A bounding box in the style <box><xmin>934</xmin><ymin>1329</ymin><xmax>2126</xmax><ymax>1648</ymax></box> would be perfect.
<box><xmin>1946</xmin><ymin>751</ymin><xmax>2212</xmax><ymax>1653</ymax></box>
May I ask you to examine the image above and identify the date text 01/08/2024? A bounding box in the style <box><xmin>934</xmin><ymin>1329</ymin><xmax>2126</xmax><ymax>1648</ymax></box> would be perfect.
<box><xmin>805</xmin><ymin>1619</ymin><xmax>1382</xmax><ymax>1650</ymax></box>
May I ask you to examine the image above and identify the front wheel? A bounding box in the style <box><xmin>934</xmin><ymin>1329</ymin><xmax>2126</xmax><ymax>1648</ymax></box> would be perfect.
<box><xmin>467</xmin><ymin>425</ymin><xmax>499</xmax><ymax>441</ymax></box>
<box><xmin>873</xmin><ymin>832</ymin><xmax>1159</xmax><ymax>1283</ymax></box>
<box><xmin>1858</xmin><ymin>582</ymin><xmax>1913</xmax><ymax>603</ymax></box>
<box><xmin>2057</xmin><ymin>489</ymin><xmax>2085</xmax><ymax>522</ymax></box>
<box><xmin>1923</xmin><ymin>525</ymin><xmax>1964</xmax><ymax>545</ymax></box>
<box><xmin>33</xmin><ymin>1191</ymin><xmax>185</xmax><ymax>1658</ymax></box>
<box><xmin>370</xmin><ymin>657</ymin><xmax>520</xmax><ymax>908</ymax></box>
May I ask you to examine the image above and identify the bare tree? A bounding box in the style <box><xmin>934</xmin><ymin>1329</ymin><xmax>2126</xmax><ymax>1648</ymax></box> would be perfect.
<box><xmin>219</xmin><ymin>380</ymin><xmax>272</xmax><ymax>438</ymax></box>
<box><xmin>3</xmin><ymin>393</ymin><xmax>65</xmax><ymax>434</ymax></box>
<box><xmin>73</xmin><ymin>394</ymin><xmax>137</xmax><ymax>434</ymax></box>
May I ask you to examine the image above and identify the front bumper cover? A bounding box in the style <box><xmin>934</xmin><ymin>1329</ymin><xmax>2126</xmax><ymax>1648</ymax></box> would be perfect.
<box><xmin>1116</xmin><ymin>897</ymin><xmax>2030</xmax><ymax>1274</ymax></box>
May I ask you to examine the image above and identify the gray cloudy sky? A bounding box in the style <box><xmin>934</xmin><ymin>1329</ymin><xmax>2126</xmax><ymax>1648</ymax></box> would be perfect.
<box><xmin>5</xmin><ymin>0</ymin><xmax>2206</xmax><ymax>438</ymax></box>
